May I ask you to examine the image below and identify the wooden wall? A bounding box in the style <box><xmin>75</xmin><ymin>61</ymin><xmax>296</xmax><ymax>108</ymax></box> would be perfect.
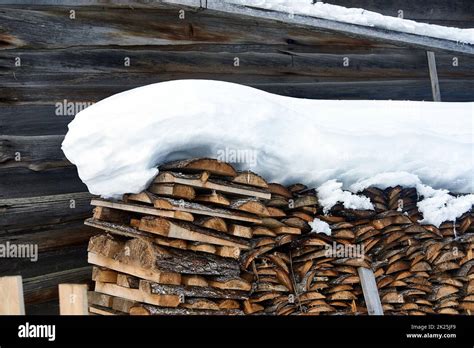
<box><xmin>0</xmin><ymin>1</ymin><xmax>473</xmax><ymax>312</ymax></box>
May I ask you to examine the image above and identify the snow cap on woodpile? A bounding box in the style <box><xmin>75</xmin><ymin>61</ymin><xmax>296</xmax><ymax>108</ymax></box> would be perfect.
<box><xmin>62</xmin><ymin>80</ymin><xmax>473</xmax><ymax>226</ymax></box>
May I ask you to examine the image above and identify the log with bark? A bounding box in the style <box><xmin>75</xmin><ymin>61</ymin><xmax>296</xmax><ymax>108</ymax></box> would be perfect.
<box><xmin>82</xmin><ymin>158</ymin><xmax>474</xmax><ymax>316</ymax></box>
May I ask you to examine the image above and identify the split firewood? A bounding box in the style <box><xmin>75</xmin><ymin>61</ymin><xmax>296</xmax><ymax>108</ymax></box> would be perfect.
<box><xmin>88</xmin><ymin>252</ymin><xmax>182</xmax><ymax>286</ymax></box>
<box><xmin>130</xmin><ymin>304</ymin><xmax>243</xmax><ymax>315</ymax></box>
<box><xmin>232</xmin><ymin>171</ymin><xmax>268</xmax><ymax>188</ymax></box>
<box><xmin>116</xmin><ymin>273</ymin><xmax>140</xmax><ymax>289</ymax></box>
<box><xmin>287</xmin><ymin>195</ymin><xmax>318</xmax><ymax>210</ymax></box>
<box><xmin>181</xmin><ymin>298</ymin><xmax>220</xmax><ymax>311</ymax></box>
<box><xmin>227</xmin><ymin>224</ymin><xmax>253</xmax><ymax>239</ymax></box>
<box><xmin>194</xmin><ymin>216</ymin><xmax>228</xmax><ymax>232</ymax></box>
<box><xmin>93</xmin><ymin>207</ymin><xmax>132</xmax><ymax>225</ymax></box>
<box><xmin>95</xmin><ymin>281</ymin><xmax>181</xmax><ymax>308</ymax></box>
<box><xmin>208</xmin><ymin>276</ymin><xmax>252</xmax><ymax>291</ymax></box>
<box><xmin>268</xmin><ymin>183</ymin><xmax>292</xmax><ymax>199</ymax></box>
<box><xmin>91</xmin><ymin>199</ymin><xmax>194</xmax><ymax>222</ymax></box>
<box><xmin>112</xmin><ymin>297</ymin><xmax>137</xmax><ymax>313</ymax></box>
<box><xmin>115</xmin><ymin>236</ymin><xmax>241</xmax><ymax>276</ymax></box>
<box><xmin>89</xmin><ymin>305</ymin><xmax>125</xmax><ymax>316</ymax></box>
<box><xmin>148</xmin><ymin>184</ymin><xmax>196</xmax><ymax>200</ymax></box>
<box><xmin>230</xmin><ymin>198</ymin><xmax>270</xmax><ymax>217</ymax></box>
<box><xmin>123</xmin><ymin>191</ymin><xmax>155</xmax><ymax>205</ymax></box>
<box><xmin>143</xmin><ymin>280</ymin><xmax>249</xmax><ymax>300</ymax></box>
<box><xmin>154</xmin><ymin>171</ymin><xmax>270</xmax><ymax>199</ymax></box>
<box><xmin>266</xmin><ymin>196</ymin><xmax>290</xmax><ymax>207</ymax></box>
<box><xmin>83</xmin><ymin>157</ymin><xmax>474</xmax><ymax>316</ymax></box>
<box><xmin>152</xmin><ymin>197</ymin><xmax>261</xmax><ymax>223</ymax></box>
<box><xmin>88</xmin><ymin>291</ymin><xmax>114</xmax><ymax>308</ymax></box>
<box><xmin>138</xmin><ymin>216</ymin><xmax>250</xmax><ymax>249</ymax></box>
<box><xmin>217</xmin><ymin>299</ymin><xmax>241</xmax><ymax>310</ymax></box>
<box><xmin>92</xmin><ymin>267</ymin><xmax>118</xmax><ymax>283</ymax></box>
<box><xmin>287</xmin><ymin>183</ymin><xmax>307</xmax><ymax>194</ymax></box>
<box><xmin>160</xmin><ymin>158</ymin><xmax>237</xmax><ymax>177</ymax></box>
<box><xmin>194</xmin><ymin>191</ymin><xmax>230</xmax><ymax>206</ymax></box>
<box><xmin>182</xmin><ymin>275</ymin><xmax>209</xmax><ymax>287</ymax></box>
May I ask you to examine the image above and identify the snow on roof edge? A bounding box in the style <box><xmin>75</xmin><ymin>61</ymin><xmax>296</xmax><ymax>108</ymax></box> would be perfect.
<box><xmin>164</xmin><ymin>0</ymin><xmax>474</xmax><ymax>54</ymax></box>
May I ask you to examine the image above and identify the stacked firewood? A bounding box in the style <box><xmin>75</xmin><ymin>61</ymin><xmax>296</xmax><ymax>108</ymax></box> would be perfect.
<box><xmin>290</xmin><ymin>225</ymin><xmax>370</xmax><ymax>315</ymax></box>
<box><xmin>239</xmin><ymin>184</ymin><xmax>314</xmax><ymax>315</ymax></box>
<box><xmin>314</xmin><ymin>186</ymin><xmax>474</xmax><ymax>315</ymax></box>
<box><xmin>361</xmin><ymin>186</ymin><xmax>419</xmax><ymax>219</ymax></box>
<box><xmin>84</xmin><ymin>158</ymin><xmax>474</xmax><ymax>315</ymax></box>
<box><xmin>367</xmin><ymin>212</ymin><xmax>473</xmax><ymax>315</ymax></box>
<box><xmin>86</xmin><ymin>158</ymin><xmax>307</xmax><ymax>315</ymax></box>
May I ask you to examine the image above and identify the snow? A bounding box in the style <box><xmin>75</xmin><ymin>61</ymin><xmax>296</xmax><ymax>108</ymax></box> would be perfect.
<box><xmin>317</xmin><ymin>180</ymin><xmax>374</xmax><ymax>213</ymax></box>
<box><xmin>347</xmin><ymin>171</ymin><xmax>474</xmax><ymax>227</ymax></box>
<box><xmin>349</xmin><ymin>172</ymin><xmax>421</xmax><ymax>193</ymax></box>
<box><xmin>61</xmin><ymin>79</ymin><xmax>474</xmax><ymax>226</ymax></box>
<box><xmin>228</xmin><ymin>0</ymin><xmax>474</xmax><ymax>44</ymax></box>
<box><xmin>309</xmin><ymin>218</ymin><xmax>331</xmax><ymax>235</ymax></box>
<box><xmin>416</xmin><ymin>185</ymin><xmax>474</xmax><ymax>228</ymax></box>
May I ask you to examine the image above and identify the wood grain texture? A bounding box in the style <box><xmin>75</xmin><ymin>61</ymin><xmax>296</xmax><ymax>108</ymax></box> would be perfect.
<box><xmin>0</xmin><ymin>135</ymin><xmax>69</xmax><ymax>170</ymax></box>
<box><xmin>0</xmin><ymin>5</ymin><xmax>400</xmax><ymax>49</ymax></box>
<box><xmin>1</xmin><ymin>78</ymin><xmax>472</xmax><ymax>104</ymax></box>
<box><xmin>59</xmin><ymin>283</ymin><xmax>89</xmax><ymax>315</ymax></box>
<box><xmin>1</xmin><ymin>0</ymin><xmax>473</xmax><ymax>28</ymax></box>
<box><xmin>358</xmin><ymin>267</ymin><xmax>384</xmax><ymax>315</ymax></box>
<box><xmin>0</xmin><ymin>220</ymin><xmax>95</xmax><ymax>251</ymax></box>
<box><xmin>0</xmin><ymin>192</ymin><xmax>94</xmax><ymax>231</ymax></box>
<box><xmin>23</xmin><ymin>266</ymin><xmax>92</xmax><ymax>304</ymax></box>
<box><xmin>0</xmin><ymin>244</ymin><xmax>89</xmax><ymax>279</ymax></box>
<box><xmin>2</xmin><ymin>47</ymin><xmax>472</xmax><ymax>77</ymax></box>
<box><xmin>0</xmin><ymin>166</ymin><xmax>86</xmax><ymax>199</ymax></box>
<box><xmin>0</xmin><ymin>276</ymin><xmax>25</xmax><ymax>314</ymax></box>
<box><xmin>0</xmin><ymin>104</ymin><xmax>71</xmax><ymax>136</ymax></box>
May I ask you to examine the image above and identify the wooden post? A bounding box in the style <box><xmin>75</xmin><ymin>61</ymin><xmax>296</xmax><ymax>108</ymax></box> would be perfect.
<box><xmin>358</xmin><ymin>267</ymin><xmax>384</xmax><ymax>315</ymax></box>
<box><xmin>0</xmin><ymin>276</ymin><xmax>26</xmax><ymax>315</ymax></box>
<box><xmin>426</xmin><ymin>51</ymin><xmax>441</xmax><ymax>101</ymax></box>
<box><xmin>59</xmin><ymin>284</ymin><xmax>89</xmax><ymax>315</ymax></box>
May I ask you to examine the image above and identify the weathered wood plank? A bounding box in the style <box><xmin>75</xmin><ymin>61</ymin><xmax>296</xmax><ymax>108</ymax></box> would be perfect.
<box><xmin>0</xmin><ymin>167</ymin><xmax>86</xmax><ymax>198</ymax></box>
<box><xmin>1</xmin><ymin>48</ymin><xmax>472</xmax><ymax>78</ymax></box>
<box><xmin>145</xmin><ymin>280</ymin><xmax>248</xmax><ymax>300</ymax></box>
<box><xmin>0</xmin><ymin>0</ymin><xmax>474</xmax><ymax>27</ymax></box>
<box><xmin>0</xmin><ymin>276</ymin><xmax>25</xmax><ymax>314</ymax></box>
<box><xmin>0</xmin><ymin>220</ymin><xmax>95</xmax><ymax>252</ymax></box>
<box><xmin>0</xmin><ymin>104</ymin><xmax>71</xmax><ymax>136</ymax></box>
<box><xmin>0</xmin><ymin>5</ymin><xmax>402</xmax><ymax>50</ymax></box>
<box><xmin>131</xmin><ymin>304</ymin><xmax>243</xmax><ymax>315</ymax></box>
<box><xmin>88</xmin><ymin>252</ymin><xmax>182</xmax><ymax>286</ymax></box>
<box><xmin>1</xmin><ymin>79</ymin><xmax>472</xmax><ymax>104</ymax></box>
<box><xmin>358</xmin><ymin>267</ymin><xmax>384</xmax><ymax>315</ymax></box>
<box><xmin>94</xmin><ymin>281</ymin><xmax>181</xmax><ymax>308</ymax></box>
<box><xmin>427</xmin><ymin>51</ymin><xmax>442</xmax><ymax>101</ymax></box>
<box><xmin>0</xmin><ymin>135</ymin><xmax>69</xmax><ymax>170</ymax></box>
<box><xmin>0</xmin><ymin>244</ymin><xmax>88</xmax><ymax>279</ymax></box>
<box><xmin>59</xmin><ymin>283</ymin><xmax>89</xmax><ymax>315</ymax></box>
<box><xmin>203</xmin><ymin>1</ymin><xmax>474</xmax><ymax>54</ymax></box>
<box><xmin>2</xmin><ymin>0</ymin><xmax>471</xmax><ymax>28</ymax></box>
<box><xmin>23</xmin><ymin>266</ymin><xmax>92</xmax><ymax>304</ymax></box>
<box><xmin>0</xmin><ymin>192</ymin><xmax>93</xmax><ymax>231</ymax></box>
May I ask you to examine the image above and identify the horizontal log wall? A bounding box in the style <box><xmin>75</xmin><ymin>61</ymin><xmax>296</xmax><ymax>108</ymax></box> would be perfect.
<box><xmin>0</xmin><ymin>1</ymin><xmax>472</xmax><ymax>312</ymax></box>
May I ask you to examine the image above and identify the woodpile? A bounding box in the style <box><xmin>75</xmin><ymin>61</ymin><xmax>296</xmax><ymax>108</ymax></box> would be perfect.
<box><xmin>84</xmin><ymin>158</ymin><xmax>474</xmax><ymax>315</ymax></box>
<box><xmin>315</xmin><ymin>186</ymin><xmax>474</xmax><ymax>315</ymax></box>
<box><xmin>86</xmin><ymin>158</ymin><xmax>273</xmax><ymax>315</ymax></box>
<box><xmin>290</xmin><ymin>228</ymin><xmax>369</xmax><ymax>315</ymax></box>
